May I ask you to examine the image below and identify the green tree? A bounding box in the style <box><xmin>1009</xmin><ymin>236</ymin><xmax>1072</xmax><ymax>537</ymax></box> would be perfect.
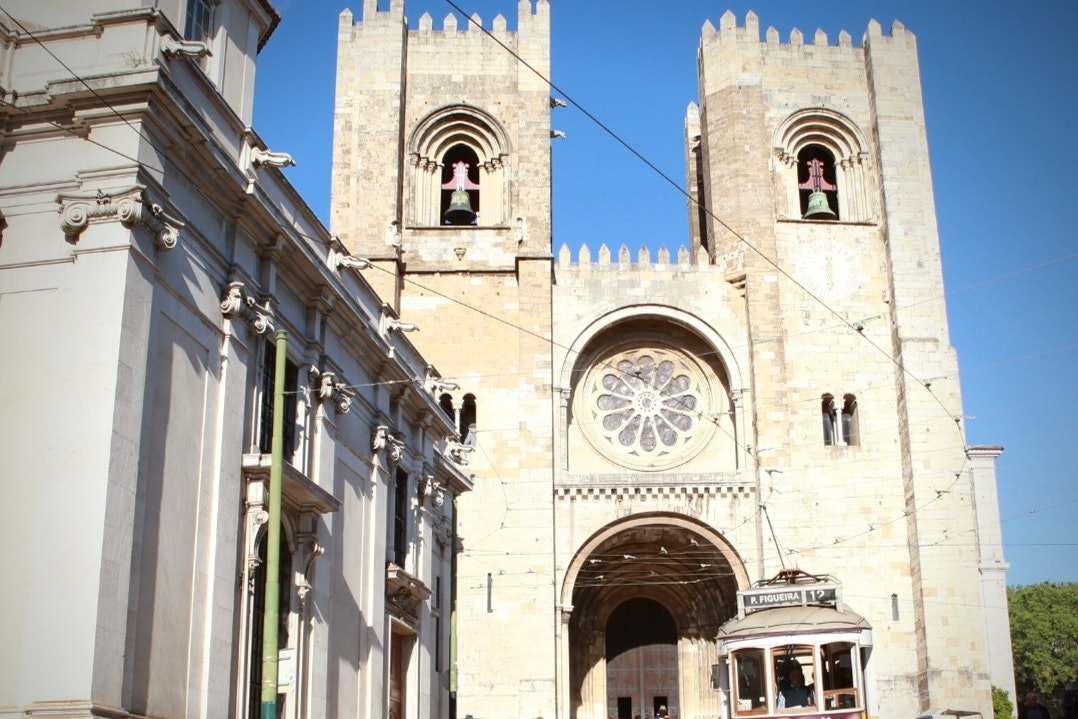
<box><xmin>994</xmin><ymin>685</ymin><xmax>1014</xmax><ymax>719</ymax></box>
<box><xmin>1008</xmin><ymin>583</ymin><xmax>1078</xmax><ymax>712</ymax></box>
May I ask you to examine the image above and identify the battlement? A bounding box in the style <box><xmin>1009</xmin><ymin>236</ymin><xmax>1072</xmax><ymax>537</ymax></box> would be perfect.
<box><xmin>701</xmin><ymin>10</ymin><xmax>912</xmax><ymax>51</ymax></box>
<box><xmin>342</xmin><ymin>0</ymin><xmax>548</xmax><ymax>37</ymax></box>
<box><xmin>555</xmin><ymin>242</ymin><xmax>722</xmax><ymax>272</ymax></box>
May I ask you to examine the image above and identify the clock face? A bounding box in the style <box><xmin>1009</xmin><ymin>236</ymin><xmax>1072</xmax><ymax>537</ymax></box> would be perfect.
<box><xmin>797</xmin><ymin>239</ymin><xmax>861</xmax><ymax>301</ymax></box>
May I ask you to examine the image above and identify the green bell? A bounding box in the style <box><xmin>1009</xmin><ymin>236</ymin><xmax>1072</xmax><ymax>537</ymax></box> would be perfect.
<box><xmin>804</xmin><ymin>190</ymin><xmax>836</xmax><ymax>220</ymax></box>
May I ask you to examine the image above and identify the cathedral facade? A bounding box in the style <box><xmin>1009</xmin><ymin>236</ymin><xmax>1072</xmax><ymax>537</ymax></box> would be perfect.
<box><xmin>332</xmin><ymin>4</ymin><xmax>1013</xmax><ymax>719</ymax></box>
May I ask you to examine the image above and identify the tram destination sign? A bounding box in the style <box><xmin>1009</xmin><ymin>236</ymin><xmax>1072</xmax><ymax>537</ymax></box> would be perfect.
<box><xmin>739</xmin><ymin>583</ymin><xmax>841</xmax><ymax>614</ymax></box>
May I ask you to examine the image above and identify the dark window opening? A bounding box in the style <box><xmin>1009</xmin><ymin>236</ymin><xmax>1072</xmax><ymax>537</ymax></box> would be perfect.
<box><xmin>460</xmin><ymin>394</ymin><xmax>476</xmax><ymax>445</ymax></box>
<box><xmin>258</xmin><ymin>341</ymin><xmax>299</xmax><ymax>459</ymax></box>
<box><xmin>617</xmin><ymin>698</ymin><xmax>633</xmax><ymax>719</ymax></box>
<box><xmin>248</xmin><ymin>531</ymin><xmax>291</xmax><ymax>719</ymax></box>
<box><xmin>823</xmin><ymin>393</ymin><xmax>858</xmax><ymax>446</ymax></box>
<box><xmin>822</xmin><ymin>394</ymin><xmax>838</xmax><ymax>446</ymax></box>
<box><xmin>693</xmin><ymin>143</ymin><xmax>709</xmax><ymax>253</ymax></box>
<box><xmin>841</xmin><ymin>394</ymin><xmax>858</xmax><ymax>446</ymax></box>
<box><xmin>392</xmin><ymin>467</ymin><xmax>409</xmax><ymax>567</ymax></box>
<box><xmin>184</xmin><ymin>0</ymin><xmax>214</xmax><ymax>42</ymax></box>
<box><xmin>797</xmin><ymin>145</ymin><xmax>839</xmax><ymax>220</ymax></box>
<box><xmin>439</xmin><ymin>393</ymin><xmax>455</xmax><ymax>421</ymax></box>
<box><xmin>440</xmin><ymin>144</ymin><xmax>480</xmax><ymax>226</ymax></box>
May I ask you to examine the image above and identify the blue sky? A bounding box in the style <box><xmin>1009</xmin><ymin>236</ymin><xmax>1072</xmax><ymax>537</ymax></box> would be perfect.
<box><xmin>253</xmin><ymin>1</ymin><xmax>1077</xmax><ymax>586</ymax></box>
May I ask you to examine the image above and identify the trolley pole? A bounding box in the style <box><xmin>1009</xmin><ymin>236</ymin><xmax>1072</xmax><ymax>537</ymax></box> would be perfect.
<box><xmin>260</xmin><ymin>329</ymin><xmax>287</xmax><ymax>719</ymax></box>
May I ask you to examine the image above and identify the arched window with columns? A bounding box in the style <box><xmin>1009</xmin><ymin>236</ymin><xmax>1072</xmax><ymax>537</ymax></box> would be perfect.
<box><xmin>408</xmin><ymin>105</ymin><xmax>511</xmax><ymax>227</ymax></box>
<box><xmin>774</xmin><ymin>109</ymin><xmax>874</xmax><ymax>223</ymax></box>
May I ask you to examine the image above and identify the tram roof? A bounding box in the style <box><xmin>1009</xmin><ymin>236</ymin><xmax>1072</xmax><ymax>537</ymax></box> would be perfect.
<box><xmin>716</xmin><ymin>605</ymin><xmax>871</xmax><ymax>642</ymax></box>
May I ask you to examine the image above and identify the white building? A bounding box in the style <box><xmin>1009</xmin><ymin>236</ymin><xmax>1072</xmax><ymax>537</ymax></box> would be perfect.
<box><xmin>0</xmin><ymin>2</ymin><xmax>471</xmax><ymax>718</ymax></box>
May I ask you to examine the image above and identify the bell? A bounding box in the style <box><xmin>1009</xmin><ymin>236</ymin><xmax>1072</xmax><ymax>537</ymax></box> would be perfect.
<box><xmin>444</xmin><ymin>189</ymin><xmax>476</xmax><ymax>225</ymax></box>
<box><xmin>803</xmin><ymin>191</ymin><xmax>836</xmax><ymax>220</ymax></box>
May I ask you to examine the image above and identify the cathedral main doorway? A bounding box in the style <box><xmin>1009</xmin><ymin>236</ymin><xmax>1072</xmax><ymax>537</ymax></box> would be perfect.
<box><xmin>606</xmin><ymin>598</ymin><xmax>678</xmax><ymax>719</ymax></box>
<box><xmin>562</xmin><ymin>514</ymin><xmax>748</xmax><ymax>719</ymax></box>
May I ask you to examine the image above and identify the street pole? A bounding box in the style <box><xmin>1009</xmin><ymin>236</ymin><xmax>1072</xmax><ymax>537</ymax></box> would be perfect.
<box><xmin>261</xmin><ymin>329</ymin><xmax>287</xmax><ymax>719</ymax></box>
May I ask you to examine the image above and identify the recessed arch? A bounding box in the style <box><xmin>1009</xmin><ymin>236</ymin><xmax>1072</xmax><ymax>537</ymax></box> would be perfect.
<box><xmin>562</xmin><ymin>513</ymin><xmax>749</xmax><ymax>719</ymax></box>
<box><xmin>408</xmin><ymin>105</ymin><xmax>511</xmax><ymax>226</ymax></box>
<box><xmin>559</xmin><ymin>305</ymin><xmax>747</xmax><ymax>473</ymax></box>
<box><xmin>561</xmin><ymin>511</ymin><xmax>749</xmax><ymax>613</ymax></box>
<box><xmin>773</xmin><ymin>108</ymin><xmax>874</xmax><ymax>222</ymax></box>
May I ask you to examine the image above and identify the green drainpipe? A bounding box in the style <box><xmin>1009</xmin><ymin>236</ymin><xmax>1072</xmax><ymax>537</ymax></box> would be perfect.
<box><xmin>260</xmin><ymin>329</ymin><xmax>287</xmax><ymax>719</ymax></box>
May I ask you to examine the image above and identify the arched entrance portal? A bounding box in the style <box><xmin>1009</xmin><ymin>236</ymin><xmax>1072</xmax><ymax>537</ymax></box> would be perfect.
<box><xmin>606</xmin><ymin>598</ymin><xmax>678</xmax><ymax>719</ymax></box>
<box><xmin>563</xmin><ymin>514</ymin><xmax>748</xmax><ymax>719</ymax></box>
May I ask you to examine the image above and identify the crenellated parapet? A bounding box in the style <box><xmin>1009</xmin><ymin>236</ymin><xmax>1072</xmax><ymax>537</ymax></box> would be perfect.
<box><xmin>555</xmin><ymin>242</ymin><xmax>729</xmax><ymax>272</ymax></box>
<box><xmin>701</xmin><ymin>10</ymin><xmax>912</xmax><ymax>51</ymax></box>
<box><xmin>344</xmin><ymin>0</ymin><xmax>548</xmax><ymax>38</ymax></box>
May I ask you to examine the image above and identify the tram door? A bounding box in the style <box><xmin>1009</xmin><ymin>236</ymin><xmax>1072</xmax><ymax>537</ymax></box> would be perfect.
<box><xmin>606</xmin><ymin>599</ymin><xmax>678</xmax><ymax>719</ymax></box>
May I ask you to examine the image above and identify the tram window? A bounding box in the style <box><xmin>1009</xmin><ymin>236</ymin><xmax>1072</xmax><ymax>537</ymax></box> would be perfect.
<box><xmin>773</xmin><ymin>646</ymin><xmax>816</xmax><ymax>711</ymax></box>
<box><xmin>820</xmin><ymin>642</ymin><xmax>860</xmax><ymax>710</ymax></box>
<box><xmin>732</xmin><ymin>649</ymin><xmax>767</xmax><ymax>714</ymax></box>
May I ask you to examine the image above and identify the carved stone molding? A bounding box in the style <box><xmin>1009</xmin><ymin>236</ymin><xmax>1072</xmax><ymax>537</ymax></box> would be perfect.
<box><xmin>373</xmin><ymin>425</ymin><xmax>404</xmax><ymax>463</ymax></box>
<box><xmin>295</xmin><ymin>533</ymin><xmax>324</xmax><ymax>608</ymax></box>
<box><xmin>220</xmin><ymin>280</ymin><xmax>275</xmax><ymax>335</ymax></box>
<box><xmin>313</xmin><ymin>369</ymin><xmax>352</xmax><ymax>415</ymax></box>
<box><xmin>446</xmin><ymin>441</ymin><xmax>474</xmax><ymax>466</ymax></box>
<box><xmin>386</xmin><ymin>564</ymin><xmax>431</xmax><ymax>625</ymax></box>
<box><xmin>57</xmin><ymin>185</ymin><xmax>182</xmax><ymax>250</ymax></box>
<box><xmin>250</xmin><ymin>147</ymin><xmax>295</xmax><ymax>169</ymax></box>
<box><xmin>161</xmin><ymin>35</ymin><xmax>211</xmax><ymax>59</ymax></box>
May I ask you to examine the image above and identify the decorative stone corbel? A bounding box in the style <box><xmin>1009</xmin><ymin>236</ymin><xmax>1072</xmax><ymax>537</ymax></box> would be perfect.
<box><xmin>514</xmin><ymin>216</ymin><xmax>528</xmax><ymax>244</ymax></box>
<box><xmin>295</xmin><ymin>535</ymin><xmax>325</xmax><ymax>608</ymax></box>
<box><xmin>446</xmin><ymin>441</ymin><xmax>474</xmax><ymax>466</ymax></box>
<box><xmin>219</xmin><ymin>280</ymin><xmax>275</xmax><ymax>335</ymax></box>
<box><xmin>380</xmin><ymin>309</ymin><xmax>419</xmax><ymax>334</ymax></box>
<box><xmin>373</xmin><ymin>425</ymin><xmax>405</xmax><ymax>463</ymax></box>
<box><xmin>329</xmin><ymin>247</ymin><xmax>371</xmax><ymax>271</ymax></box>
<box><xmin>386</xmin><ymin>220</ymin><xmax>402</xmax><ymax>249</ymax></box>
<box><xmin>313</xmin><ymin>369</ymin><xmax>352</xmax><ymax>414</ymax></box>
<box><xmin>250</xmin><ymin>147</ymin><xmax>296</xmax><ymax>169</ymax></box>
<box><xmin>161</xmin><ymin>35</ymin><xmax>211</xmax><ymax>59</ymax></box>
<box><xmin>424</xmin><ymin>365</ymin><xmax>459</xmax><ymax>396</ymax></box>
<box><xmin>57</xmin><ymin>185</ymin><xmax>183</xmax><ymax>249</ymax></box>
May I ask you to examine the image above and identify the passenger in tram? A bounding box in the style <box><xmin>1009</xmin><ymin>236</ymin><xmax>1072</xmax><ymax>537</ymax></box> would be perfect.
<box><xmin>777</xmin><ymin>665</ymin><xmax>815</xmax><ymax>709</ymax></box>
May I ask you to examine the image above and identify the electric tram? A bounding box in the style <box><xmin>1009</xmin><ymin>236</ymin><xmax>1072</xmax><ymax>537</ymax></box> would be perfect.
<box><xmin>715</xmin><ymin>570</ymin><xmax>873</xmax><ymax>719</ymax></box>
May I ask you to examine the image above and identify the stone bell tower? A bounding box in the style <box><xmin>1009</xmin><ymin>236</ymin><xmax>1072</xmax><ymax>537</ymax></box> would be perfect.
<box><xmin>684</xmin><ymin>11</ymin><xmax>998</xmax><ymax>714</ymax></box>
<box><xmin>331</xmin><ymin>2</ymin><xmax>558</xmax><ymax>718</ymax></box>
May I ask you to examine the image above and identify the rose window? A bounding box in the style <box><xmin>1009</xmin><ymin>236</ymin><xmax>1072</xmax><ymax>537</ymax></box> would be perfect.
<box><xmin>579</xmin><ymin>346</ymin><xmax>714</xmax><ymax>469</ymax></box>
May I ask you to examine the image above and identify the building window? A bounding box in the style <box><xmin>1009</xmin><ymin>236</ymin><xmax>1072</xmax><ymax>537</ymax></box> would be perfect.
<box><xmin>433</xmin><ymin>575</ymin><xmax>443</xmax><ymax>671</ymax></box>
<box><xmin>797</xmin><ymin>145</ymin><xmax>838</xmax><ymax>220</ymax></box>
<box><xmin>257</xmin><ymin>340</ymin><xmax>300</xmax><ymax>461</ymax></box>
<box><xmin>822</xmin><ymin>393</ymin><xmax>858</xmax><ymax>446</ymax></box>
<box><xmin>248</xmin><ymin>531</ymin><xmax>292</xmax><ymax>719</ymax></box>
<box><xmin>460</xmin><ymin>394</ymin><xmax>477</xmax><ymax>445</ymax></box>
<box><xmin>408</xmin><ymin>106</ymin><xmax>510</xmax><ymax>227</ymax></box>
<box><xmin>774</xmin><ymin>109</ymin><xmax>873</xmax><ymax>223</ymax></box>
<box><xmin>390</xmin><ymin>467</ymin><xmax>409</xmax><ymax>568</ymax></box>
<box><xmin>438</xmin><ymin>393</ymin><xmax>454</xmax><ymax>421</ymax></box>
<box><xmin>184</xmin><ymin>0</ymin><xmax>214</xmax><ymax>42</ymax></box>
<box><xmin>440</xmin><ymin>145</ymin><xmax>481</xmax><ymax>225</ymax></box>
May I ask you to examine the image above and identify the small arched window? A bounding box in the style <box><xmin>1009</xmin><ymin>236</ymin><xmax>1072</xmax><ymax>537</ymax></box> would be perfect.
<box><xmin>409</xmin><ymin>106</ymin><xmax>510</xmax><ymax>227</ymax></box>
<box><xmin>822</xmin><ymin>392</ymin><xmax>858</xmax><ymax>447</ymax></box>
<box><xmin>440</xmin><ymin>144</ymin><xmax>481</xmax><ymax>225</ymax></box>
<box><xmin>797</xmin><ymin>145</ymin><xmax>839</xmax><ymax>220</ymax></box>
<box><xmin>775</xmin><ymin>109</ymin><xmax>873</xmax><ymax>223</ymax></box>
<box><xmin>841</xmin><ymin>394</ymin><xmax>859</xmax><ymax>446</ymax></box>
<box><xmin>438</xmin><ymin>393</ymin><xmax>455</xmax><ymax>421</ymax></box>
<box><xmin>460</xmin><ymin>394</ymin><xmax>477</xmax><ymax>445</ymax></box>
